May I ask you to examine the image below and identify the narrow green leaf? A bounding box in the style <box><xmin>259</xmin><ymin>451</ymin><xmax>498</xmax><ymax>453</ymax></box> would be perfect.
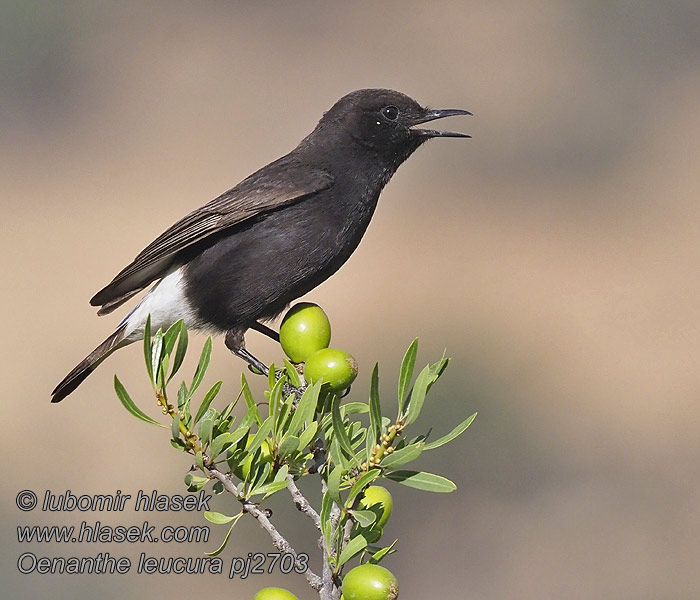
<box><xmin>205</xmin><ymin>513</ymin><xmax>243</xmax><ymax>557</ymax></box>
<box><xmin>250</xmin><ymin>479</ymin><xmax>288</xmax><ymax>498</ymax></box>
<box><xmin>151</xmin><ymin>329</ymin><xmax>164</xmax><ymax>387</ymax></box>
<box><xmin>190</xmin><ymin>337</ymin><xmax>213</xmax><ymax>396</ymax></box>
<box><xmin>424</xmin><ymin>412</ymin><xmax>477</xmax><ymax>450</ymax></box>
<box><xmin>143</xmin><ymin>315</ymin><xmax>153</xmax><ymax>382</ymax></box>
<box><xmin>210</xmin><ymin>426</ymin><xmax>249</xmax><ymax>459</ymax></box>
<box><xmin>288</xmin><ymin>381</ymin><xmax>320</xmax><ymax>435</ymax></box>
<box><xmin>369</xmin><ymin>539</ymin><xmax>398</xmax><ymax>564</ymax></box>
<box><xmin>163</xmin><ymin>319</ymin><xmax>183</xmax><ymax>357</ymax></box>
<box><xmin>368</xmin><ymin>363</ymin><xmax>382</xmax><ymax>455</ymax></box>
<box><xmin>194</xmin><ymin>380</ymin><xmax>222</xmax><ymax>424</ymax></box>
<box><xmin>347</xmin><ymin>469</ymin><xmax>382</xmax><ymax>505</ymax></box>
<box><xmin>241</xmin><ymin>373</ymin><xmax>262</xmax><ymax>426</ymax></box>
<box><xmin>380</xmin><ymin>442</ymin><xmax>424</xmax><ymax>469</ymax></box>
<box><xmin>298</xmin><ymin>421</ymin><xmax>318</xmax><ymax>450</ymax></box>
<box><xmin>384</xmin><ymin>470</ymin><xmax>457</xmax><ymax>493</ymax></box>
<box><xmin>204</xmin><ymin>511</ymin><xmax>237</xmax><ymax>525</ymax></box>
<box><xmin>337</xmin><ymin>533</ymin><xmax>368</xmax><ymax>567</ymax></box>
<box><xmin>247</xmin><ymin>416</ymin><xmax>273</xmax><ymax>455</ymax></box>
<box><xmin>171</xmin><ymin>410</ymin><xmax>181</xmax><ymax>441</ymax></box>
<box><xmin>169</xmin><ymin>322</ymin><xmax>188</xmax><ymax>382</ymax></box>
<box><xmin>403</xmin><ymin>364</ymin><xmax>430</xmax><ymax>425</ymax></box>
<box><xmin>332</xmin><ymin>396</ymin><xmax>359</xmax><ymax>467</ymax></box>
<box><xmin>269</xmin><ymin>375</ymin><xmax>285</xmax><ymax>421</ymax></box>
<box><xmin>268</xmin><ymin>362</ymin><xmax>277</xmax><ymax>391</ymax></box>
<box><xmin>283</xmin><ymin>358</ymin><xmax>303</xmax><ymax>387</ymax></box>
<box><xmin>278</xmin><ymin>435</ymin><xmax>299</xmax><ymax>458</ymax></box>
<box><xmin>327</xmin><ymin>465</ymin><xmax>343</xmax><ymax>507</ymax></box>
<box><xmin>320</xmin><ymin>491</ymin><xmax>333</xmax><ymax>546</ymax></box>
<box><xmin>398</xmin><ymin>338</ymin><xmax>418</xmax><ymax>410</ymax></box>
<box><xmin>113</xmin><ymin>375</ymin><xmax>162</xmax><ymax>426</ymax></box>
<box><xmin>351</xmin><ymin>510</ymin><xmax>376</xmax><ymax>528</ymax></box>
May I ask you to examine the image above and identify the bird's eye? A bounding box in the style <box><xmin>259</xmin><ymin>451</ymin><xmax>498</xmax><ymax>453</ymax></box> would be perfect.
<box><xmin>381</xmin><ymin>105</ymin><xmax>399</xmax><ymax>121</ymax></box>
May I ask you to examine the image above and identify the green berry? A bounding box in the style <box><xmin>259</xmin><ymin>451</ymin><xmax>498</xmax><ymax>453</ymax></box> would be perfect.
<box><xmin>359</xmin><ymin>485</ymin><xmax>393</xmax><ymax>528</ymax></box>
<box><xmin>303</xmin><ymin>348</ymin><xmax>358</xmax><ymax>392</ymax></box>
<box><xmin>253</xmin><ymin>587</ymin><xmax>299</xmax><ymax>600</ymax></box>
<box><xmin>342</xmin><ymin>564</ymin><xmax>399</xmax><ymax>600</ymax></box>
<box><xmin>279</xmin><ymin>302</ymin><xmax>331</xmax><ymax>363</ymax></box>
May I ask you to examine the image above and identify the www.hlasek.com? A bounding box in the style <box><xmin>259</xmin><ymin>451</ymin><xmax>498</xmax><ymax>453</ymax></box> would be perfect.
<box><xmin>16</xmin><ymin>489</ymin><xmax>309</xmax><ymax>578</ymax></box>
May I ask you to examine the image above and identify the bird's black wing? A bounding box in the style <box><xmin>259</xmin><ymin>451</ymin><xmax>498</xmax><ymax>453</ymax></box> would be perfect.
<box><xmin>90</xmin><ymin>159</ymin><xmax>334</xmax><ymax>314</ymax></box>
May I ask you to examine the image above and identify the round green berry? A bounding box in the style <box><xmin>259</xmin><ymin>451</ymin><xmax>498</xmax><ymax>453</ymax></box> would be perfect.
<box><xmin>342</xmin><ymin>564</ymin><xmax>399</xmax><ymax>600</ymax></box>
<box><xmin>253</xmin><ymin>587</ymin><xmax>299</xmax><ymax>600</ymax></box>
<box><xmin>359</xmin><ymin>485</ymin><xmax>393</xmax><ymax>529</ymax></box>
<box><xmin>279</xmin><ymin>302</ymin><xmax>331</xmax><ymax>363</ymax></box>
<box><xmin>303</xmin><ymin>348</ymin><xmax>358</xmax><ymax>392</ymax></box>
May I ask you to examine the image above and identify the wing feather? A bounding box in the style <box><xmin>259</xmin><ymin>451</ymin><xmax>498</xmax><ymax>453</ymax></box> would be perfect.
<box><xmin>90</xmin><ymin>159</ymin><xmax>333</xmax><ymax>310</ymax></box>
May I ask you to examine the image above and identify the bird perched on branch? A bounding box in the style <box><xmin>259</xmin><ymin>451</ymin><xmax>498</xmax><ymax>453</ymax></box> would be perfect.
<box><xmin>52</xmin><ymin>88</ymin><xmax>471</xmax><ymax>402</ymax></box>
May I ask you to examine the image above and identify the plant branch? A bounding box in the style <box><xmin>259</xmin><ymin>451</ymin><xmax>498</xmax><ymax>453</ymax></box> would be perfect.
<box><xmin>286</xmin><ymin>475</ymin><xmax>322</xmax><ymax>531</ymax></box>
<box><xmin>208</xmin><ymin>465</ymin><xmax>322</xmax><ymax>591</ymax></box>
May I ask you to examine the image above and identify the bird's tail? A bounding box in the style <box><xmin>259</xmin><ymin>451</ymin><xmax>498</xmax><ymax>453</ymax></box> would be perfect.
<box><xmin>51</xmin><ymin>324</ymin><xmax>129</xmax><ymax>403</ymax></box>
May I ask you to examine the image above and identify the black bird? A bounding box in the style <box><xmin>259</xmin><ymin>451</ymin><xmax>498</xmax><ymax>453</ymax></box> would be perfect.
<box><xmin>51</xmin><ymin>89</ymin><xmax>470</xmax><ymax>402</ymax></box>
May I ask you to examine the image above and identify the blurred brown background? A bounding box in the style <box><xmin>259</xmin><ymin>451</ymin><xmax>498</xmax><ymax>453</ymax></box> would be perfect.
<box><xmin>2</xmin><ymin>1</ymin><xmax>700</xmax><ymax>598</ymax></box>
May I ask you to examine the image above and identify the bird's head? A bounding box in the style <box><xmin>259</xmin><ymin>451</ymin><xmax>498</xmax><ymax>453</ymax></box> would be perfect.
<box><xmin>315</xmin><ymin>89</ymin><xmax>471</xmax><ymax>162</ymax></box>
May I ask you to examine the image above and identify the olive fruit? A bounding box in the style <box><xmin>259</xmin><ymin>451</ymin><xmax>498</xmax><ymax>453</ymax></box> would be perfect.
<box><xmin>303</xmin><ymin>348</ymin><xmax>358</xmax><ymax>392</ymax></box>
<box><xmin>279</xmin><ymin>302</ymin><xmax>331</xmax><ymax>363</ymax></box>
<box><xmin>342</xmin><ymin>564</ymin><xmax>399</xmax><ymax>600</ymax></box>
<box><xmin>252</xmin><ymin>587</ymin><xmax>299</xmax><ymax>600</ymax></box>
<box><xmin>359</xmin><ymin>485</ymin><xmax>393</xmax><ymax>528</ymax></box>
<box><xmin>234</xmin><ymin>438</ymin><xmax>274</xmax><ymax>482</ymax></box>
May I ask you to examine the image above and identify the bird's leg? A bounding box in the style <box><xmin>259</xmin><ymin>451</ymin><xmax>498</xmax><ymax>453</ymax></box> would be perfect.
<box><xmin>249</xmin><ymin>321</ymin><xmax>280</xmax><ymax>343</ymax></box>
<box><xmin>224</xmin><ymin>329</ymin><xmax>269</xmax><ymax>376</ymax></box>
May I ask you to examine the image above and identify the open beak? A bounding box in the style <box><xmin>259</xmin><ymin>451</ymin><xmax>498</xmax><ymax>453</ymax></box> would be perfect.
<box><xmin>410</xmin><ymin>108</ymin><xmax>472</xmax><ymax>138</ymax></box>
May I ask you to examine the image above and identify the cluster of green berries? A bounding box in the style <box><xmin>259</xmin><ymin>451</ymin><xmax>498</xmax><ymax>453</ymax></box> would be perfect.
<box><xmin>279</xmin><ymin>303</ymin><xmax>358</xmax><ymax>392</ymax></box>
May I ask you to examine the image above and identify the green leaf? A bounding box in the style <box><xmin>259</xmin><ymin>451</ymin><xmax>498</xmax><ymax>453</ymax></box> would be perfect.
<box><xmin>268</xmin><ymin>362</ymin><xmax>277</xmax><ymax>391</ymax></box>
<box><xmin>143</xmin><ymin>315</ymin><xmax>153</xmax><ymax>382</ymax></box>
<box><xmin>210</xmin><ymin>427</ymin><xmax>249</xmax><ymax>459</ymax></box>
<box><xmin>113</xmin><ymin>375</ymin><xmax>162</xmax><ymax>426</ymax></box>
<box><xmin>347</xmin><ymin>469</ymin><xmax>381</xmax><ymax>505</ymax></box>
<box><xmin>332</xmin><ymin>396</ymin><xmax>359</xmax><ymax>468</ymax></box>
<box><xmin>194</xmin><ymin>380</ymin><xmax>222</xmax><ymax>424</ymax></box>
<box><xmin>298</xmin><ymin>421</ymin><xmax>318</xmax><ymax>450</ymax></box>
<box><xmin>163</xmin><ymin>319</ymin><xmax>183</xmax><ymax>357</ymax></box>
<box><xmin>247</xmin><ymin>416</ymin><xmax>273</xmax><ymax>455</ymax></box>
<box><xmin>151</xmin><ymin>328</ymin><xmax>164</xmax><ymax>387</ymax></box>
<box><xmin>384</xmin><ymin>470</ymin><xmax>457</xmax><ymax>493</ymax></box>
<box><xmin>250</xmin><ymin>479</ymin><xmax>288</xmax><ymax>499</ymax></box>
<box><xmin>171</xmin><ymin>409</ymin><xmax>181</xmax><ymax>441</ymax></box>
<box><xmin>205</xmin><ymin>513</ymin><xmax>243</xmax><ymax>557</ymax></box>
<box><xmin>351</xmin><ymin>510</ymin><xmax>377</xmax><ymax>527</ymax></box>
<box><xmin>177</xmin><ymin>381</ymin><xmax>190</xmax><ymax>428</ymax></box>
<box><xmin>283</xmin><ymin>358</ymin><xmax>303</xmax><ymax>387</ymax></box>
<box><xmin>403</xmin><ymin>363</ymin><xmax>430</xmax><ymax>425</ymax></box>
<box><xmin>367</xmin><ymin>363</ymin><xmax>382</xmax><ymax>460</ymax></box>
<box><xmin>288</xmin><ymin>381</ymin><xmax>320</xmax><ymax>436</ymax></box>
<box><xmin>269</xmin><ymin>375</ymin><xmax>285</xmax><ymax>422</ymax></box>
<box><xmin>327</xmin><ymin>465</ymin><xmax>343</xmax><ymax>507</ymax></box>
<box><xmin>197</xmin><ymin>409</ymin><xmax>216</xmax><ymax>446</ymax></box>
<box><xmin>190</xmin><ymin>337</ymin><xmax>213</xmax><ymax>396</ymax></box>
<box><xmin>398</xmin><ymin>338</ymin><xmax>418</xmax><ymax>411</ymax></box>
<box><xmin>168</xmin><ymin>321</ymin><xmax>188</xmax><ymax>382</ymax></box>
<box><xmin>278</xmin><ymin>435</ymin><xmax>299</xmax><ymax>458</ymax></box>
<box><xmin>320</xmin><ymin>491</ymin><xmax>333</xmax><ymax>546</ymax></box>
<box><xmin>369</xmin><ymin>539</ymin><xmax>398</xmax><ymax>564</ymax></box>
<box><xmin>380</xmin><ymin>442</ymin><xmax>424</xmax><ymax>469</ymax></box>
<box><xmin>240</xmin><ymin>373</ymin><xmax>262</xmax><ymax>426</ymax></box>
<box><xmin>337</xmin><ymin>533</ymin><xmax>368</xmax><ymax>567</ymax></box>
<box><xmin>204</xmin><ymin>511</ymin><xmax>237</xmax><ymax>524</ymax></box>
<box><xmin>423</xmin><ymin>413</ymin><xmax>477</xmax><ymax>450</ymax></box>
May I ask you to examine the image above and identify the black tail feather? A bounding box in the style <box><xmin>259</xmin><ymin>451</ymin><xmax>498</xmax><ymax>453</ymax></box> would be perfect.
<box><xmin>51</xmin><ymin>325</ymin><xmax>127</xmax><ymax>403</ymax></box>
